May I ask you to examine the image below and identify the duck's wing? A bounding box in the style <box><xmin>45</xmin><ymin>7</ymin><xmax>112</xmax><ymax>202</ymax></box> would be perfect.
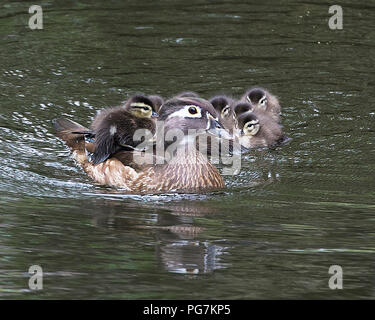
<box><xmin>52</xmin><ymin>118</ymin><xmax>139</xmax><ymax>190</ymax></box>
<box><xmin>52</xmin><ymin>118</ymin><xmax>90</xmax><ymax>151</ymax></box>
<box><xmin>90</xmin><ymin>122</ymin><xmax>152</xmax><ymax>165</ymax></box>
<box><xmin>89</xmin><ymin>131</ymin><xmax>135</xmax><ymax>165</ymax></box>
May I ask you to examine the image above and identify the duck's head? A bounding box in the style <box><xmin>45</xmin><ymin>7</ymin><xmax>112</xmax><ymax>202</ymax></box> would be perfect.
<box><xmin>124</xmin><ymin>94</ymin><xmax>159</xmax><ymax>119</ymax></box>
<box><xmin>210</xmin><ymin>95</ymin><xmax>235</xmax><ymax>130</ymax></box>
<box><xmin>243</xmin><ymin>88</ymin><xmax>268</xmax><ymax>111</ymax></box>
<box><xmin>233</xmin><ymin>101</ymin><xmax>253</xmax><ymax>118</ymax></box>
<box><xmin>175</xmin><ymin>91</ymin><xmax>200</xmax><ymax>99</ymax></box>
<box><xmin>148</xmin><ymin>95</ymin><xmax>164</xmax><ymax>113</ymax></box>
<box><xmin>237</xmin><ymin>112</ymin><xmax>260</xmax><ymax>136</ymax></box>
<box><xmin>158</xmin><ymin>97</ymin><xmax>231</xmax><ymax>142</ymax></box>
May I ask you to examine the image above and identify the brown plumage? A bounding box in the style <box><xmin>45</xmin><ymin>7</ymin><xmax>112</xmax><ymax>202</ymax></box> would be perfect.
<box><xmin>90</xmin><ymin>94</ymin><xmax>155</xmax><ymax>131</ymax></box>
<box><xmin>240</xmin><ymin>87</ymin><xmax>281</xmax><ymax>123</ymax></box>
<box><xmin>52</xmin><ymin>97</ymin><xmax>226</xmax><ymax>193</ymax></box>
<box><xmin>84</xmin><ymin>94</ymin><xmax>158</xmax><ymax>164</ymax></box>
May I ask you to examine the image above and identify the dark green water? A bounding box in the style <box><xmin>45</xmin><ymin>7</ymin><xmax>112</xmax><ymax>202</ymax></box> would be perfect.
<box><xmin>0</xmin><ymin>0</ymin><xmax>374</xmax><ymax>299</ymax></box>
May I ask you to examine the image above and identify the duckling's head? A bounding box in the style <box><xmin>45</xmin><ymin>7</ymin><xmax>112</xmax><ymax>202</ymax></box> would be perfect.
<box><xmin>210</xmin><ymin>95</ymin><xmax>235</xmax><ymax>130</ymax></box>
<box><xmin>148</xmin><ymin>95</ymin><xmax>164</xmax><ymax>113</ymax></box>
<box><xmin>243</xmin><ymin>88</ymin><xmax>268</xmax><ymax>111</ymax></box>
<box><xmin>233</xmin><ymin>102</ymin><xmax>253</xmax><ymax>118</ymax></box>
<box><xmin>237</xmin><ymin>112</ymin><xmax>260</xmax><ymax>136</ymax></box>
<box><xmin>124</xmin><ymin>94</ymin><xmax>159</xmax><ymax>119</ymax></box>
<box><xmin>159</xmin><ymin>97</ymin><xmax>228</xmax><ymax>139</ymax></box>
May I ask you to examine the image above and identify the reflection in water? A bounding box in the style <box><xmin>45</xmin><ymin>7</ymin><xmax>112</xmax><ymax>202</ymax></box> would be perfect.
<box><xmin>157</xmin><ymin>239</ymin><xmax>227</xmax><ymax>275</ymax></box>
<box><xmin>155</xmin><ymin>210</ymin><xmax>228</xmax><ymax>275</ymax></box>
<box><xmin>1</xmin><ymin>0</ymin><xmax>375</xmax><ymax>299</ymax></box>
<box><xmin>92</xmin><ymin>200</ymin><xmax>229</xmax><ymax>275</ymax></box>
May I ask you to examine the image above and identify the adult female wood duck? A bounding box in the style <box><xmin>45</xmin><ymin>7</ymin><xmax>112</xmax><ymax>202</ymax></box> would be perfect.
<box><xmin>240</xmin><ymin>87</ymin><xmax>281</xmax><ymax>123</ymax></box>
<box><xmin>52</xmin><ymin>97</ymin><xmax>227</xmax><ymax>193</ymax></box>
<box><xmin>74</xmin><ymin>94</ymin><xmax>159</xmax><ymax>165</ymax></box>
<box><xmin>175</xmin><ymin>91</ymin><xmax>200</xmax><ymax>99</ymax></box>
<box><xmin>234</xmin><ymin>102</ymin><xmax>284</xmax><ymax>148</ymax></box>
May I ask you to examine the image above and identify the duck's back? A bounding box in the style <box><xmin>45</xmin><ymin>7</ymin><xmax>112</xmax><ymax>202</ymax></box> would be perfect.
<box><xmin>131</xmin><ymin>151</ymin><xmax>225</xmax><ymax>193</ymax></box>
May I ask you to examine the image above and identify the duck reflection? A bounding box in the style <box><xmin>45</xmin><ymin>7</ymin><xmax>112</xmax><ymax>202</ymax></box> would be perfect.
<box><xmin>154</xmin><ymin>207</ymin><xmax>227</xmax><ymax>274</ymax></box>
<box><xmin>156</xmin><ymin>238</ymin><xmax>226</xmax><ymax>275</ymax></box>
<box><xmin>90</xmin><ymin>197</ymin><xmax>229</xmax><ymax>275</ymax></box>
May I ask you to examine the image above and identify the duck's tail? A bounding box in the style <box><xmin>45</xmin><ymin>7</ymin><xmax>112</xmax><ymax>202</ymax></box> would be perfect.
<box><xmin>52</xmin><ymin>118</ymin><xmax>138</xmax><ymax>190</ymax></box>
<box><xmin>52</xmin><ymin>118</ymin><xmax>90</xmax><ymax>151</ymax></box>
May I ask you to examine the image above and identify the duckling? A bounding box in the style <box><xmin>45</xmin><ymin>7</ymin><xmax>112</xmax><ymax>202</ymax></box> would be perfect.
<box><xmin>148</xmin><ymin>95</ymin><xmax>164</xmax><ymax>113</ymax></box>
<box><xmin>241</xmin><ymin>87</ymin><xmax>281</xmax><ymax>123</ymax></box>
<box><xmin>52</xmin><ymin>97</ymin><xmax>227</xmax><ymax>193</ymax></box>
<box><xmin>233</xmin><ymin>101</ymin><xmax>253</xmax><ymax>118</ymax></box>
<box><xmin>233</xmin><ymin>101</ymin><xmax>283</xmax><ymax>148</ymax></box>
<box><xmin>236</xmin><ymin>111</ymin><xmax>283</xmax><ymax>149</ymax></box>
<box><xmin>75</xmin><ymin>94</ymin><xmax>158</xmax><ymax>165</ymax></box>
<box><xmin>209</xmin><ymin>95</ymin><xmax>236</xmax><ymax>131</ymax></box>
<box><xmin>90</xmin><ymin>94</ymin><xmax>158</xmax><ymax>131</ymax></box>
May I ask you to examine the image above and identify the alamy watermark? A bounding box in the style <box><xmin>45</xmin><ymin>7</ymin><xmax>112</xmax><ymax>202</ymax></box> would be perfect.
<box><xmin>28</xmin><ymin>5</ymin><xmax>43</xmax><ymax>30</ymax></box>
<box><xmin>28</xmin><ymin>265</ymin><xmax>43</xmax><ymax>290</ymax></box>
<box><xmin>103</xmin><ymin>123</ymin><xmax>242</xmax><ymax>176</ymax></box>
<box><xmin>328</xmin><ymin>265</ymin><xmax>343</xmax><ymax>289</ymax></box>
<box><xmin>328</xmin><ymin>5</ymin><xmax>343</xmax><ymax>30</ymax></box>
<box><xmin>27</xmin><ymin>5</ymin><xmax>344</xmax><ymax>31</ymax></box>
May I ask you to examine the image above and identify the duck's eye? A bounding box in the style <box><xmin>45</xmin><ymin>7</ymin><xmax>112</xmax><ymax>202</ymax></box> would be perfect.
<box><xmin>259</xmin><ymin>97</ymin><xmax>267</xmax><ymax>106</ymax></box>
<box><xmin>143</xmin><ymin>106</ymin><xmax>151</xmax><ymax>111</ymax></box>
<box><xmin>188</xmin><ymin>106</ymin><xmax>198</xmax><ymax>115</ymax></box>
<box><xmin>244</xmin><ymin>119</ymin><xmax>260</xmax><ymax>135</ymax></box>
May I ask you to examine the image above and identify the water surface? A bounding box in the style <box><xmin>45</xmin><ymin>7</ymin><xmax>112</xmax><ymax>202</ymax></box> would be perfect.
<box><xmin>0</xmin><ymin>0</ymin><xmax>375</xmax><ymax>299</ymax></box>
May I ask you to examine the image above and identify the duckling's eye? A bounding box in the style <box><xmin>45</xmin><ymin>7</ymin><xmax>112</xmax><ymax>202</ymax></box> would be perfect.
<box><xmin>130</xmin><ymin>102</ymin><xmax>152</xmax><ymax>112</ymax></box>
<box><xmin>221</xmin><ymin>105</ymin><xmax>230</xmax><ymax>117</ymax></box>
<box><xmin>188</xmin><ymin>106</ymin><xmax>198</xmax><ymax>115</ymax></box>
<box><xmin>243</xmin><ymin>119</ymin><xmax>260</xmax><ymax>135</ymax></box>
<box><xmin>259</xmin><ymin>97</ymin><xmax>267</xmax><ymax>106</ymax></box>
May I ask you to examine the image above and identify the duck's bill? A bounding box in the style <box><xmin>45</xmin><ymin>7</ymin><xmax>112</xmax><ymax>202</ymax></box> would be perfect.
<box><xmin>206</xmin><ymin>117</ymin><xmax>234</xmax><ymax>140</ymax></box>
<box><xmin>151</xmin><ymin>111</ymin><xmax>159</xmax><ymax>118</ymax></box>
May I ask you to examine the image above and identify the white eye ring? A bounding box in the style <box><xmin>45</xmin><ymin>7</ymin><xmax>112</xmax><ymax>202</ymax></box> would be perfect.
<box><xmin>244</xmin><ymin>121</ymin><xmax>260</xmax><ymax>136</ymax></box>
<box><xmin>168</xmin><ymin>105</ymin><xmax>202</xmax><ymax>119</ymax></box>
<box><xmin>259</xmin><ymin>96</ymin><xmax>267</xmax><ymax>106</ymax></box>
<box><xmin>247</xmin><ymin>119</ymin><xmax>259</xmax><ymax>126</ymax></box>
